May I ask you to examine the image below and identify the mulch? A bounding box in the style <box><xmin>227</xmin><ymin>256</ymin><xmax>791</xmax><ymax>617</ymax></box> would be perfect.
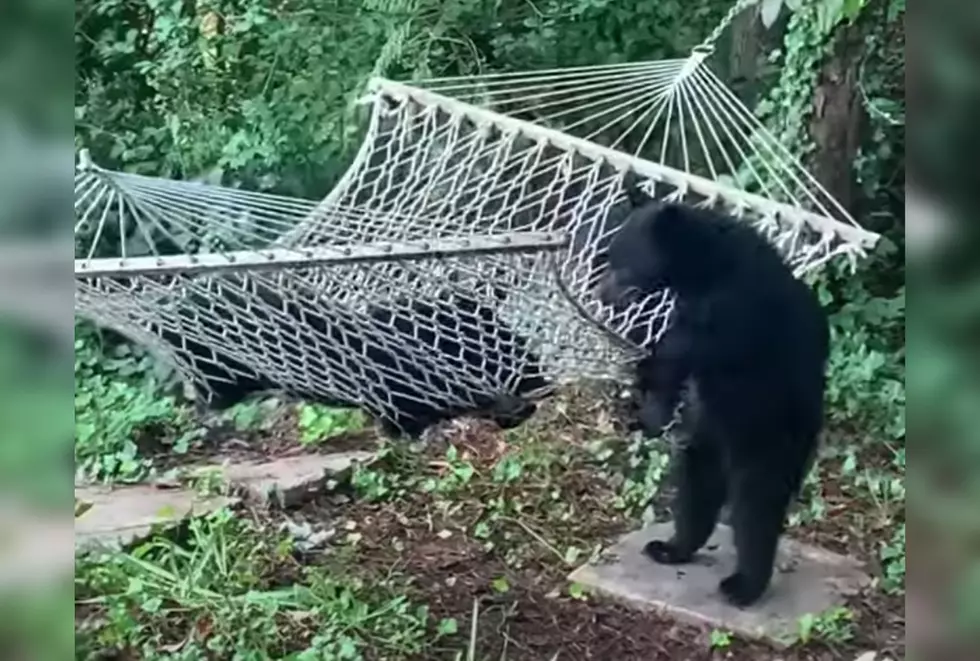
<box><xmin>141</xmin><ymin>385</ymin><xmax>905</xmax><ymax>661</ymax></box>
<box><xmin>144</xmin><ymin>401</ymin><xmax>383</xmax><ymax>474</ymax></box>
<box><xmin>293</xmin><ymin>493</ymin><xmax>896</xmax><ymax>661</ymax></box>
<box><xmin>281</xmin><ymin>398</ymin><xmax>904</xmax><ymax>661</ymax></box>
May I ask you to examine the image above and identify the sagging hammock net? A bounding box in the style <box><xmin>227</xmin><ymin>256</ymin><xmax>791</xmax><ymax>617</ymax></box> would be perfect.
<box><xmin>74</xmin><ymin>2</ymin><xmax>880</xmax><ymax>434</ymax></box>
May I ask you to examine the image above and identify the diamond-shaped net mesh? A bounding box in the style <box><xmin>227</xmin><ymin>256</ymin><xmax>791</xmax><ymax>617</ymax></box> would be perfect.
<box><xmin>76</xmin><ymin>249</ymin><xmax>634</xmax><ymax>435</ymax></box>
<box><xmin>74</xmin><ymin>79</ymin><xmax>876</xmax><ymax>436</ymax></box>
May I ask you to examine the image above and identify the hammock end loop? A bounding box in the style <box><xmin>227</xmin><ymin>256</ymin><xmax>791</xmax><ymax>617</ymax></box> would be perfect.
<box><xmin>77</xmin><ymin>149</ymin><xmax>95</xmax><ymax>172</ymax></box>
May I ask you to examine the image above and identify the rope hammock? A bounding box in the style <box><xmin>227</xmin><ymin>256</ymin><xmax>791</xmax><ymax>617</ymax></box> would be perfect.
<box><xmin>74</xmin><ymin>0</ymin><xmax>880</xmax><ymax>435</ymax></box>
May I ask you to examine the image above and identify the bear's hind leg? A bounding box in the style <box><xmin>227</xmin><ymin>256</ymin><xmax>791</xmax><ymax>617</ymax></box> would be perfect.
<box><xmin>720</xmin><ymin>456</ymin><xmax>799</xmax><ymax>607</ymax></box>
<box><xmin>644</xmin><ymin>435</ymin><xmax>726</xmax><ymax>565</ymax></box>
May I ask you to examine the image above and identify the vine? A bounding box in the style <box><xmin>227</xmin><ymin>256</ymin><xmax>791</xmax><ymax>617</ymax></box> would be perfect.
<box><xmin>756</xmin><ymin>1</ymin><xmax>839</xmax><ymax>161</ymax></box>
<box><xmin>756</xmin><ymin>0</ymin><xmax>905</xmax><ymax>207</ymax></box>
<box><xmin>746</xmin><ymin>0</ymin><xmax>907</xmax><ymax>443</ymax></box>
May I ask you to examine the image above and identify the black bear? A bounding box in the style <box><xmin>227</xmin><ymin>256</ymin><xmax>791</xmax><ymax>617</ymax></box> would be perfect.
<box><xmin>570</xmin><ymin>180</ymin><xmax>670</xmax><ymax>350</ymax></box>
<box><xmin>598</xmin><ymin>200</ymin><xmax>829</xmax><ymax>607</ymax></box>
<box><xmin>159</xmin><ymin>279</ymin><xmax>548</xmax><ymax>438</ymax></box>
<box><xmin>157</xmin><ymin>327</ymin><xmax>276</xmax><ymax>411</ymax></box>
<box><xmin>360</xmin><ymin>292</ymin><xmax>550</xmax><ymax>437</ymax></box>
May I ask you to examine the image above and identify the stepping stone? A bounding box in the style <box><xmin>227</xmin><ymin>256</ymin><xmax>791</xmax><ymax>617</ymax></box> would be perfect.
<box><xmin>214</xmin><ymin>450</ymin><xmax>375</xmax><ymax>507</ymax></box>
<box><xmin>74</xmin><ymin>484</ymin><xmax>236</xmax><ymax>552</ymax></box>
<box><xmin>569</xmin><ymin>523</ymin><xmax>871</xmax><ymax>646</ymax></box>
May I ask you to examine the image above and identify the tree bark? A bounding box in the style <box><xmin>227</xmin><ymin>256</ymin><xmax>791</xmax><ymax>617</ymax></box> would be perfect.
<box><xmin>725</xmin><ymin>10</ymin><xmax>763</xmax><ymax>107</ymax></box>
<box><xmin>809</xmin><ymin>23</ymin><xmax>865</xmax><ymax>217</ymax></box>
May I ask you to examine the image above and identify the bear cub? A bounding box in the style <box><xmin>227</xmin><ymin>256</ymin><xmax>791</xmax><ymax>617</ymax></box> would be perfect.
<box><xmin>599</xmin><ymin>200</ymin><xmax>830</xmax><ymax>607</ymax></box>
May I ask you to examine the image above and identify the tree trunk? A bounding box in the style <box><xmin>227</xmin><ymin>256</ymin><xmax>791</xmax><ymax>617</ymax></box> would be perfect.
<box><xmin>722</xmin><ymin>9</ymin><xmax>768</xmax><ymax>108</ymax></box>
<box><xmin>722</xmin><ymin>7</ymin><xmax>789</xmax><ymax>108</ymax></box>
<box><xmin>809</xmin><ymin>23</ymin><xmax>865</xmax><ymax>217</ymax></box>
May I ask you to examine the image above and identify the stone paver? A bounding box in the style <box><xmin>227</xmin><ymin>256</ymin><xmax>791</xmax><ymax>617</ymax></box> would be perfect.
<box><xmin>75</xmin><ymin>451</ymin><xmax>375</xmax><ymax>551</ymax></box>
<box><xmin>216</xmin><ymin>450</ymin><xmax>375</xmax><ymax>507</ymax></box>
<box><xmin>74</xmin><ymin>484</ymin><xmax>236</xmax><ymax>551</ymax></box>
<box><xmin>569</xmin><ymin>522</ymin><xmax>871</xmax><ymax>646</ymax></box>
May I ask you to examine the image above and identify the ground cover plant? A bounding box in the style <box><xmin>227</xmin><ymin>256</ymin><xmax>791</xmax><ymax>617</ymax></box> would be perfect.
<box><xmin>73</xmin><ymin>1</ymin><xmax>906</xmax><ymax>659</ymax></box>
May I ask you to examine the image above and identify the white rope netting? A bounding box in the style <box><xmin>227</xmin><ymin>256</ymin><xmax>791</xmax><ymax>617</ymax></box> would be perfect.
<box><xmin>75</xmin><ymin>156</ymin><xmax>641</xmax><ymax>434</ymax></box>
<box><xmin>367</xmin><ymin>16</ymin><xmax>880</xmax><ymax>272</ymax></box>
<box><xmin>74</xmin><ymin>0</ymin><xmax>880</xmax><ymax>436</ymax></box>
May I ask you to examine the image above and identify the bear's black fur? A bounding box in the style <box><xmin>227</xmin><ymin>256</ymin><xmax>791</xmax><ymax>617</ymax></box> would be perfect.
<box><xmin>361</xmin><ymin>292</ymin><xmax>549</xmax><ymax>437</ymax></box>
<box><xmin>598</xmin><ymin>200</ymin><xmax>829</xmax><ymax>607</ymax></box>
<box><xmin>160</xmin><ymin>282</ymin><xmax>548</xmax><ymax>438</ymax></box>
<box><xmin>158</xmin><ymin>328</ymin><xmax>276</xmax><ymax>411</ymax></box>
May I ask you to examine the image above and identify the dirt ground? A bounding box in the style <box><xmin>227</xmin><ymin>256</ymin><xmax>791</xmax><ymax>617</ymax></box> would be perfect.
<box><xmin>267</xmin><ymin>392</ymin><xmax>906</xmax><ymax>661</ymax></box>
<box><xmin>123</xmin><ymin>387</ymin><xmax>904</xmax><ymax>660</ymax></box>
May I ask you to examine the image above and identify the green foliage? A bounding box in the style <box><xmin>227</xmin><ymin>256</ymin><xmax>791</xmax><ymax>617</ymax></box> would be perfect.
<box><xmin>821</xmin><ymin>287</ymin><xmax>905</xmax><ymax>441</ymax></box>
<box><xmin>490</xmin><ymin>575</ymin><xmax>510</xmax><ymax>594</ymax></box>
<box><xmin>476</xmin><ymin>0</ymin><xmax>727</xmax><ymax>71</ymax></box>
<box><xmin>757</xmin><ymin>0</ymin><xmax>906</xmax><ymax>444</ymax></box>
<box><xmin>709</xmin><ymin>628</ymin><xmax>734</xmax><ymax>649</ymax></box>
<box><xmin>75</xmin><ymin>0</ymin><xmax>729</xmax><ymax>192</ymax></box>
<box><xmin>351</xmin><ymin>442</ymin><xmax>422</xmax><ymax>502</ymax></box>
<box><xmin>352</xmin><ymin>441</ymin><xmax>485</xmax><ymax>502</ymax></box>
<box><xmin>74</xmin><ymin>323</ymin><xmax>201</xmax><ymax>483</ymax></box>
<box><xmin>220</xmin><ymin>397</ymin><xmax>282</xmax><ymax>433</ymax></box>
<box><xmin>76</xmin><ymin>0</ymin><xmax>391</xmax><ymax>194</ymax></box>
<box><xmin>795</xmin><ymin>606</ymin><xmax>856</xmax><ymax>645</ymax></box>
<box><xmin>75</xmin><ymin>509</ymin><xmax>436</xmax><ymax>660</ymax></box>
<box><xmin>589</xmin><ymin>430</ymin><xmax>672</xmax><ymax>519</ymax></box>
<box><xmin>759</xmin><ymin>0</ymin><xmax>905</xmax><ymax>212</ymax></box>
<box><xmin>296</xmin><ymin>403</ymin><xmax>367</xmax><ymax>446</ymax></box>
<box><xmin>422</xmin><ymin>443</ymin><xmax>478</xmax><ymax>495</ymax></box>
<box><xmin>755</xmin><ymin>4</ymin><xmax>826</xmax><ymax>157</ymax></box>
<box><xmin>436</xmin><ymin>616</ymin><xmax>459</xmax><ymax>636</ymax></box>
<box><xmin>879</xmin><ymin>522</ymin><xmax>905</xmax><ymax>595</ymax></box>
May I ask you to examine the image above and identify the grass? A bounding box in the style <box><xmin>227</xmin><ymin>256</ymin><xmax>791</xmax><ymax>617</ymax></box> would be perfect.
<box><xmin>75</xmin><ymin>509</ymin><xmax>448</xmax><ymax>660</ymax></box>
<box><xmin>74</xmin><ymin>386</ymin><xmax>907</xmax><ymax>660</ymax></box>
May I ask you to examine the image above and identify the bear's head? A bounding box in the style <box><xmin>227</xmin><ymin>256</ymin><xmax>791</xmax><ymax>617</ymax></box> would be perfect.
<box><xmin>596</xmin><ymin>201</ymin><xmax>733</xmax><ymax>305</ymax></box>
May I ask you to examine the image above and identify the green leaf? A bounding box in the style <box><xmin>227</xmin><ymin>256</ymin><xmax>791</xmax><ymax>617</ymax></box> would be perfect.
<box><xmin>491</xmin><ymin>576</ymin><xmax>510</xmax><ymax>594</ymax></box>
<box><xmin>141</xmin><ymin>596</ymin><xmax>163</xmax><ymax>613</ymax></box>
<box><xmin>797</xmin><ymin>612</ymin><xmax>816</xmax><ymax>642</ymax></box>
<box><xmin>816</xmin><ymin>0</ymin><xmax>846</xmax><ymax>34</ymax></box>
<box><xmin>842</xmin><ymin>0</ymin><xmax>867</xmax><ymax>20</ymax></box>
<box><xmin>453</xmin><ymin>462</ymin><xmax>475</xmax><ymax>483</ymax></box>
<box><xmin>74</xmin><ymin>499</ymin><xmax>94</xmax><ymax>519</ymax></box>
<box><xmin>437</xmin><ymin>617</ymin><xmax>458</xmax><ymax>636</ymax></box>
<box><xmin>760</xmin><ymin>0</ymin><xmax>784</xmax><ymax>28</ymax></box>
<box><xmin>339</xmin><ymin>639</ymin><xmax>358</xmax><ymax>659</ymax></box>
<box><xmin>709</xmin><ymin>629</ymin><xmax>732</xmax><ymax>648</ymax></box>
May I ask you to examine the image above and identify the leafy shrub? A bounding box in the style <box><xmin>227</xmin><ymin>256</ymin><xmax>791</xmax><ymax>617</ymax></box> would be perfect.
<box><xmin>75</xmin><ymin>509</ymin><xmax>439</xmax><ymax>660</ymax></box>
<box><xmin>296</xmin><ymin>403</ymin><xmax>367</xmax><ymax>445</ymax></box>
<box><xmin>74</xmin><ymin>323</ymin><xmax>199</xmax><ymax>483</ymax></box>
